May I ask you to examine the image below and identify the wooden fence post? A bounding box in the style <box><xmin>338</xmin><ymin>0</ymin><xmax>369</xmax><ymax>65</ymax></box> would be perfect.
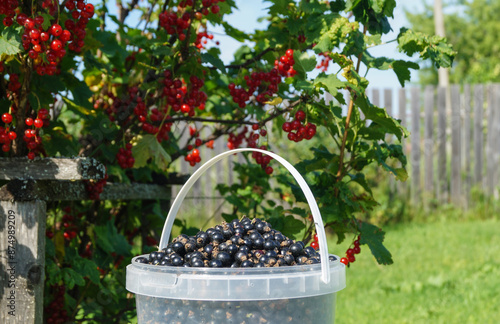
<box><xmin>463</xmin><ymin>85</ymin><xmax>472</xmax><ymax>209</ymax></box>
<box><xmin>437</xmin><ymin>87</ymin><xmax>448</xmax><ymax>203</ymax></box>
<box><xmin>473</xmin><ymin>85</ymin><xmax>484</xmax><ymax>188</ymax></box>
<box><xmin>410</xmin><ymin>87</ymin><xmax>421</xmax><ymax>205</ymax></box>
<box><xmin>450</xmin><ymin>85</ymin><xmax>462</xmax><ymax>205</ymax></box>
<box><xmin>423</xmin><ymin>86</ymin><xmax>435</xmax><ymax>205</ymax></box>
<box><xmin>0</xmin><ymin>201</ymin><xmax>46</xmax><ymax>324</ymax></box>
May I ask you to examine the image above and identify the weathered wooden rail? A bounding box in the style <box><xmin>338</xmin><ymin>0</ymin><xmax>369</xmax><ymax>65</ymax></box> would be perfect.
<box><xmin>0</xmin><ymin>157</ymin><xmax>182</xmax><ymax>323</ymax></box>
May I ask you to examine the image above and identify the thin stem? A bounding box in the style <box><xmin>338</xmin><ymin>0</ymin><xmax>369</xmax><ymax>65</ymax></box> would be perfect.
<box><xmin>336</xmin><ymin>24</ymin><xmax>367</xmax><ymax>182</ymax></box>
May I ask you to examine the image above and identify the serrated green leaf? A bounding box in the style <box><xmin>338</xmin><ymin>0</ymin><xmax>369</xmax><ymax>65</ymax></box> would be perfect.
<box><xmin>314</xmin><ymin>72</ymin><xmax>344</xmax><ymax>96</ymax></box>
<box><xmin>355</xmin><ymin>96</ymin><xmax>406</xmax><ymax>141</ymax></box>
<box><xmin>392</xmin><ymin>60</ymin><xmax>420</xmax><ymax>87</ymax></box>
<box><xmin>132</xmin><ymin>134</ymin><xmax>172</xmax><ymax>170</ymax></box>
<box><xmin>359</xmin><ymin>222</ymin><xmax>393</xmax><ymax>265</ymax></box>
<box><xmin>293</xmin><ymin>51</ymin><xmax>317</xmax><ymax>76</ymax></box>
<box><xmin>74</xmin><ymin>258</ymin><xmax>100</xmax><ymax>284</ymax></box>
<box><xmin>63</xmin><ymin>268</ymin><xmax>86</xmax><ymax>289</ymax></box>
<box><xmin>281</xmin><ymin>215</ymin><xmax>305</xmax><ymax>238</ymax></box>
<box><xmin>348</xmin><ymin>173</ymin><xmax>373</xmax><ymax>195</ymax></box>
<box><xmin>41</xmin><ymin>13</ymin><xmax>53</xmax><ymax>30</ymax></box>
<box><xmin>222</xmin><ymin>22</ymin><xmax>250</xmax><ymax>42</ymax></box>
<box><xmin>201</xmin><ymin>52</ymin><xmax>226</xmax><ymax>73</ymax></box>
<box><xmin>0</xmin><ymin>27</ymin><xmax>22</xmax><ymax>56</ymax></box>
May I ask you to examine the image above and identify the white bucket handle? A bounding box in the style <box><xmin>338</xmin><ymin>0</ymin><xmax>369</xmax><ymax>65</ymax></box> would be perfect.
<box><xmin>159</xmin><ymin>148</ymin><xmax>331</xmax><ymax>284</ymax></box>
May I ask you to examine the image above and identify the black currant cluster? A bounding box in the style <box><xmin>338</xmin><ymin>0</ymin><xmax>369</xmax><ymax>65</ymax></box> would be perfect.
<box><xmin>136</xmin><ymin>217</ymin><xmax>333</xmax><ymax>268</ymax></box>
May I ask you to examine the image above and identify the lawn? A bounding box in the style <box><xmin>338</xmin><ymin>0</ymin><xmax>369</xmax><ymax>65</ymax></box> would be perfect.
<box><xmin>332</xmin><ymin>218</ymin><xmax>500</xmax><ymax>324</ymax></box>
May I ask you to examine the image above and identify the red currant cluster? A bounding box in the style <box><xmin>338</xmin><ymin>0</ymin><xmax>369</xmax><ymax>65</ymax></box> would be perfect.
<box><xmin>161</xmin><ymin>71</ymin><xmax>207</xmax><ymax>116</ymax></box>
<box><xmin>44</xmin><ymin>285</ymin><xmax>70</xmax><ymax>324</ymax></box>
<box><xmin>159</xmin><ymin>10</ymin><xmax>191</xmax><ymax>41</ymax></box>
<box><xmin>24</xmin><ymin>108</ymin><xmax>50</xmax><ymax>159</ymax></box>
<box><xmin>281</xmin><ymin>110</ymin><xmax>317</xmax><ymax>142</ymax></box>
<box><xmin>316</xmin><ymin>52</ymin><xmax>332</xmax><ymax>72</ymax></box>
<box><xmin>227</xmin><ymin>127</ymin><xmax>248</xmax><ymax>150</ymax></box>
<box><xmin>0</xmin><ymin>0</ymin><xmax>18</xmax><ymax>26</ymax></box>
<box><xmin>310</xmin><ymin>233</ymin><xmax>319</xmax><ymax>250</ymax></box>
<box><xmin>6</xmin><ymin>73</ymin><xmax>21</xmax><ymax>94</ymax></box>
<box><xmin>195</xmin><ymin>30</ymin><xmax>215</xmax><ymax>49</ymax></box>
<box><xmin>340</xmin><ymin>236</ymin><xmax>361</xmax><ymax>266</ymax></box>
<box><xmin>228</xmin><ymin>49</ymin><xmax>296</xmax><ymax>108</ymax></box>
<box><xmin>251</xmin><ymin>146</ymin><xmax>274</xmax><ymax>175</ymax></box>
<box><xmin>0</xmin><ymin>113</ymin><xmax>16</xmax><ymax>153</ymax></box>
<box><xmin>228</xmin><ymin>69</ymin><xmax>282</xmax><ymax>108</ymax></box>
<box><xmin>184</xmin><ymin>148</ymin><xmax>201</xmax><ymax>166</ymax></box>
<box><xmin>63</xmin><ymin>1</ymin><xmax>95</xmax><ymax>52</ymax></box>
<box><xmin>84</xmin><ymin>175</ymin><xmax>108</xmax><ymax>200</ymax></box>
<box><xmin>62</xmin><ymin>208</ymin><xmax>78</xmax><ymax>241</ymax></box>
<box><xmin>274</xmin><ymin>49</ymin><xmax>297</xmax><ymax>78</ymax></box>
<box><xmin>116</xmin><ymin>143</ymin><xmax>135</xmax><ymax>169</ymax></box>
<box><xmin>200</xmin><ymin>0</ymin><xmax>223</xmax><ymax>15</ymax></box>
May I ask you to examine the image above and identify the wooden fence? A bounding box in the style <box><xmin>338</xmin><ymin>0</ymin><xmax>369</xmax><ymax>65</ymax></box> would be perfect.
<box><xmin>171</xmin><ymin>84</ymin><xmax>500</xmax><ymax>213</ymax></box>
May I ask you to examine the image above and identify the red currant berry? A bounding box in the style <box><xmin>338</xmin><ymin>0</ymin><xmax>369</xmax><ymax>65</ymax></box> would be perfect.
<box><xmin>346</xmin><ymin>248</ymin><xmax>354</xmax><ymax>256</ymax></box>
<box><xmin>40</xmin><ymin>32</ymin><xmax>50</xmax><ymax>42</ymax></box>
<box><xmin>25</xmin><ymin>118</ymin><xmax>33</xmax><ymax>126</ymax></box>
<box><xmin>310</xmin><ymin>241</ymin><xmax>319</xmax><ymax>250</ymax></box>
<box><xmin>260</xmin><ymin>129</ymin><xmax>267</xmax><ymax>136</ymax></box>
<box><xmin>348</xmin><ymin>255</ymin><xmax>356</xmax><ymax>263</ymax></box>
<box><xmin>192</xmin><ymin>148</ymin><xmax>200</xmax><ymax>158</ymax></box>
<box><xmin>181</xmin><ymin>104</ymin><xmax>190</xmax><ymax>113</ymax></box>
<box><xmin>282</xmin><ymin>122</ymin><xmax>292</xmax><ymax>132</ymax></box>
<box><xmin>35</xmin><ymin>16</ymin><xmax>44</xmax><ymax>26</ymax></box>
<box><xmin>8</xmin><ymin>131</ymin><xmax>17</xmax><ymax>140</ymax></box>
<box><xmin>353</xmin><ymin>239</ymin><xmax>360</xmax><ymax>247</ymax></box>
<box><xmin>265</xmin><ymin>166</ymin><xmax>273</xmax><ymax>175</ymax></box>
<box><xmin>295</xmin><ymin>110</ymin><xmax>306</xmax><ymax>121</ymax></box>
<box><xmin>340</xmin><ymin>257</ymin><xmax>349</xmax><ymax>265</ymax></box>
<box><xmin>51</xmin><ymin>39</ymin><xmax>63</xmax><ymax>51</ymax></box>
<box><xmin>286</xmin><ymin>49</ymin><xmax>294</xmax><ymax>58</ymax></box>
<box><xmin>24</xmin><ymin>18</ymin><xmax>35</xmax><ymax>29</ymax></box>
<box><xmin>353</xmin><ymin>246</ymin><xmax>361</xmax><ymax>254</ymax></box>
<box><xmin>211</xmin><ymin>5</ymin><xmax>220</xmax><ymax>14</ymax></box>
<box><xmin>84</xmin><ymin>3</ymin><xmax>95</xmax><ymax>14</ymax></box>
<box><xmin>16</xmin><ymin>13</ymin><xmax>27</xmax><ymax>26</ymax></box>
<box><xmin>2</xmin><ymin>144</ymin><xmax>10</xmax><ymax>152</ymax></box>
<box><xmin>2</xmin><ymin>113</ymin><xmax>13</xmax><ymax>124</ymax></box>
<box><xmin>252</xmin><ymin>124</ymin><xmax>259</xmax><ymax>131</ymax></box>
<box><xmin>50</xmin><ymin>24</ymin><xmax>63</xmax><ymax>37</ymax></box>
<box><xmin>60</xmin><ymin>30</ymin><xmax>71</xmax><ymax>42</ymax></box>
<box><xmin>313</xmin><ymin>234</ymin><xmax>318</xmax><ymax>242</ymax></box>
<box><xmin>3</xmin><ymin>17</ymin><xmax>13</xmax><ymax>27</ymax></box>
<box><xmin>34</xmin><ymin>118</ymin><xmax>43</xmax><ymax>128</ymax></box>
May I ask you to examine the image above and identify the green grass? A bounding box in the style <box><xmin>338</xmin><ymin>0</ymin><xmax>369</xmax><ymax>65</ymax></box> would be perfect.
<box><xmin>332</xmin><ymin>218</ymin><xmax>500</xmax><ymax>324</ymax></box>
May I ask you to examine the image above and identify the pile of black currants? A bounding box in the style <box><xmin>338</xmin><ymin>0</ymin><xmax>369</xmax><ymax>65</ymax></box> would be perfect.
<box><xmin>135</xmin><ymin>216</ymin><xmax>335</xmax><ymax>268</ymax></box>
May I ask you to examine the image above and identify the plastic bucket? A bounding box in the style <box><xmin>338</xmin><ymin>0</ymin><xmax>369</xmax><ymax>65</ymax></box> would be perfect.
<box><xmin>126</xmin><ymin>148</ymin><xmax>346</xmax><ymax>323</ymax></box>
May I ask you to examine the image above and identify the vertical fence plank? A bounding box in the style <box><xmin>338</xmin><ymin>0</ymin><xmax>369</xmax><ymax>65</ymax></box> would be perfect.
<box><xmin>0</xmin><ymin>201</ymin><xmax>46</xmax><ymax>324</ymax></box>
<box><xmin>486</xmin><ymin>85</ymin><xmax>496</xmax><ymax>195</ymax></box>
<box><xmin>463</xmin><ymin>85</ymin><xmax>472</xmax><ymax>208</ymax></box>
<box><xmin>495</xmin><ymin>86</ymin><xmax>500</xmax><ymax>199</ymax></box>
<box><xmin>423</xmin><ymin>86</ymin><xmax>434</xmax><ymax>203</ymax></box>
<box><xmin>437</xmin><ymin>87</ymin><xmax>448</xmax><ymax>203</ymax></box>
<box><xmin>372</xmin><ymin>88</ymin><xmax>380</xmax><ymax>107</ymax></box>
<box><xmin>411</xmin><ymin>87</ymin><xmax>421</xmax><ymax>205</ymax></box>
<box><xmin>450</xmin><ymin>85</ymin><xmax>462</xmax><ymax>205</ymax></box>
<box><xmin>398</xmin><ymin>88</ymin><xmax>407</xmax><ymax>195</ymax></box>
<box><xmin>384</xmin><ymin>89</ymin><xmax>393</xmax><ymax>142</ymax></box>
<box><xmin>473</xmin><ymin>85</ymin><xmax>484</xmax><ymax>187</ymax></box>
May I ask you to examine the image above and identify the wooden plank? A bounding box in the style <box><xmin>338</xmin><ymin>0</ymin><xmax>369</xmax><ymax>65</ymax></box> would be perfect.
<box><xmin>372</xmin><ymin>88</ymin><xmax>380</xmax><ymax>107</ymax></box>
<box><xmin>410</xmin><ymin>87</ymin><xmax>421</xmax><ymax>205</ymax></box>
<box><xmin>495</xmin><ymin>86</ymin><xmax>500</xmax><ymax>199</ymax></box>
<box><xmin>397</xmin><ymin>88</ymin><xmax>407</xmax><ymax>196</ymax></box>
<box><xmin>0</xmin><ymin>201</ymin><xmax>46</xmax><ymax>324</ymax></box>
<box><xmin>450</xmin><ymin>85</ymin><xmax>462</xmax><ymax>205</ymax></box>
<box><xmin>463</xmin><ymin>85</ymin><xmax>472</xmax><ymax>209</ymax></box>
<box><xmin>0</xmin><ymin>158</ymin><xmax>105</xmax><ymax>181</ymax></box>
<box><xmin>384</xmin><ymin>89</ymin><xmax>393</xmax><ymax>142</ymax></box>
<box><xmin>486</xmin><ymin>85</ymin><xmax>496</xmax><ymax>194</ymax></box>
<box><xmin>423</xmin><ymin>86</ymin><xmax>434</xmax><ymax>201</ymax></box>
<box><xmin>437</xmin><ymin>86</ymin><xmax>448</xmax><ymax>203</ymax></box>
<box><xmin>0</xmin><ymin>181</ymin><xmax>178</xmax><ymax>201</ymax></box>
<box><xmin>473</xmin><ymin>85</ymin><xmax>484</xmax><ymax>186</ymax></box>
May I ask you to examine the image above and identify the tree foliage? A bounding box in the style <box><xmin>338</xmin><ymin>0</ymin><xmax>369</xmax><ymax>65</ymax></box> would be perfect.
<box><xmin>406</xmin><ymin>0</ymin><xmax>496</xmax><ymax>84</ymax></box>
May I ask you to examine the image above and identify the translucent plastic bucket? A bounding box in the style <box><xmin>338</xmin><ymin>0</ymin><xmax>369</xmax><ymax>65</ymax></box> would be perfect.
<box><xmin>126</xmin><ymin>148</ymin><xmax>346</xmax><ymax>323</ymax></box>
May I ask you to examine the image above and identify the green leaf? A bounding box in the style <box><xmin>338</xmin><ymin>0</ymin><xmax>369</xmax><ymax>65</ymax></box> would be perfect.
<box><xmin>95</xmin><ymin>221</ymin><xmax>132</xmax><ymax>256</ymax></box>
<box><xmin>314</xmin><ymin>72</ymin><xmax>345</xmax><ymax>96</ymax></box>
<box><xmin>62</xmin><ymin>97</ymin><xmax>93</xmax><ymax>116</ymax></box>
<box><xmin>132</xmin><ymin>134</ymin><xmax>172</xmax><ymax>170</ymax></box>
<box><xmin>348</xmin><ymin>173</ymin><xmax>373</xmax><ymax>195</ymax></box>
<box><xmin>397</xmin><ymin>28</ymin><xmax>456</xmax><ymax>68</ymax></box>
<box><xmin>74</xmin><ymin>258</ymin><xmax>101</xmax><ymax>284</ymax></box>
<box><xmin>359</xmin><ymin>222</ymin><xmax>393</xmax><ymax>265</ymax></box>
<box><xmin>392</xmin><ymin>60</ymin><xmax>420</xmax><ymax>87</ymax></box>
<box><xmin>63</xmin><ymin>268</ymin><xmax>86</xmax><ymax>289</ymax></box>
<box><xmin>293</xmin><ymin>51</ymin><xmax>317</xmax><ymax>77</ymax></box>
<box><xmin>41</xmin><ymin>13</ymin><xmax>53</xmax><ymax>30</ymax></box>
<box><xmin>0</xmin><ymin>27</ymin><xmax>22</xmax><ymax>56</ymax></box>
<box><xmin>201</xmin><ymin>52</ymin><xmax>226</xmax><ymax>73</ymax></box>
<box><xmin>222</xmin><ymin>22</ymin><xmax>250</xmax><ymax>42</ymax></box>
